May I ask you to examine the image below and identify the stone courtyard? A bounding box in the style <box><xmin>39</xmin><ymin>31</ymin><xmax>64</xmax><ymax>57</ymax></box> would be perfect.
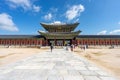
<box><xmin>0</xmin><ymin>49</ymin><xmax>117</xmax><ymax>80</ymax></box>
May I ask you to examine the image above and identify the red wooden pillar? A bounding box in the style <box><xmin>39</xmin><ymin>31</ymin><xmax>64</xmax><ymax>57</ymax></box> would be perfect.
<box><xmin>36</xmin><ymin>39</ymin><xmax>38</xmax><ymax>45</ymax></box>
<box><xmin>93</xmin><ymin>40</ymin><xmax>95</xmax><ymax>46</ymax></box>
<box><xmin>43</xmin><ymin>39</ymin><xmax>45</xmax><ymax>46</ymax></box>
<box><xmin>4</xmin><ymin>39</ymin><xmax>6</xmax><ymax>45</ymax></box>
<box><xmin>12</xmin><ymin>40</ymin><xmax>13</xmax><ymax>45</ymax></box>
<box><xmin>26</xmin><ymin>39</ymin><xmax>28</xmax><ymax>45</ymax></box>
<box><xmin>72</xmin><ymin>39</ymin><xmax>73</xmax><ymax>45</ymax></box>
<box><xmin>116</xmin><ymin>39</ymin><xmax>118</xmax><ymax>45</ymax></box>
<box><xmin>117</xmin><ymin>40</ymin><xmax>119</xmax><ymax>45</ymax></box>
<box><xmin>55</xmin><ymin>37</ymin><xmax>57</xmax><ymax>46</ymax></box>
<box><xmin>109</xmin><ymin>39</ymin><xmax>111</xmax><ymax>45</ymax></box>
<box><xmin>34</xmin><ymin>39</ymin><xmax>36</xmax><ymax>45</ymax></box>
<box><xmin>54</xmin><ymin>39</ymin><xmax>55</xmax><ymax>46</ymax></box>
<box><xmin>17</xmin><ymin>39</ymin><xmax>18</xmax><ymax>45</ymax></box>
<box><xmin>77</xmin><ymin>40</ymin><xmax>79</xmax><ymax>45</ymax></box>
<box><xmin>75</xmin><ymin>40</ymin><xmax>77</xmax><ymax>45</ymax></box>
<box><xmin>15</xmin><ymin>39</ymin><xmax>16</xmax><ymax>45</ymax></box>
<box><xmin>15</xmin><ymin>39</ymin><xmax>17</xmax><ymax>45</ymax></box>
<box><xmin>25</xmin><ymin>39</ymin><xmax>27</xmax><ymax>45</ymax></box>
<box><xmin>38</xmin><ymin>39</ymin><xmax>40</xmax><ymax>45</ymax></box>
<box><xmin>14</xmin><ymin>39</ymin><xmax>16</xmax><ymax>45</ymax></box>
<box><xmin>104</xmin><ymin>40</ymin><xmax>106</xmax><ymax>45</ymax></box>
<box><xmin>101</xmin><ymin>41</ymin><xmax>103</xmax><ymax>45</ymax></box>
<box><xmin>54</xmin><ymin>39</ymin><xmax>56</xmax><ymax>46</ymax></box>
<box><xmin>16</xmin><ymin>39</ymin><xmax>18</xmax><ymax>45</ymax></box>
<box><xmin>9</xmin><ymin>39</ymin><xmax>10</xmax><ymax>45</ymax></box>
<box><xmin>82</xmin><ymin>40</ymin><xmax>83</xmax><ymax>45</ymax></box>
<box><xmin>110</xmin><ymin>39</ymin><xmax>112</xmax><ymax>45</ymax></box>
<box><xmin>35</xmin><ymin>39</ymin><xmax>37</xmax><ymax>45</ymax></box>
<box><xmin>6</xmin><ymin>39</ymin><xmax>7</xmax><ymax>45</ymax></box>
<box><xmin>79</xmin><ymin>40</ymin><xmax>81</xmax><ymax>45</ymax></box>
<box><xmin>87</xmin><ymin>40</ymin><xmax>89</xmax><ymax>45</ymax></box>
<box><xmin>33</xmin><ymin>39</ymin><xmax>35</xmax><ymax>45</ymax></box>
<box><xmin>63</xmin><ymin>39</ymin><xmax>65</xmax><ymax>46</ymax></box>
<box><xmin>14</xmin><ymin>39</ymin><xmax>15</xmax><ymax>45</ymax></box>
<box><xmin>30</xmin><ymin>39</ymin><xmax>32</xmax><ymax>45</ymax></box>
<box><xmin>40</xmin><ymin>39</ymin><xmax>42</xmax><ymax>45</ymax></box>
<box><xmin>17</xmin><ymin>39</ymin><xmax>19</xmax><ymax>45</ymax></box>
<box><xmin>108</xmin><ymin>39</ymin><xmax>110</xmax><ymax>45</ymax></box>
<box><xmin>37</xmin><ymin>40</ymin><xmax>39</xmax><ymax>45</ymax></box>
<box><xmin>42</xmin><ymin>40</ymin><xmax>44</xmax><ymax>46</ymax></box>
<box><xmin>82</xmin><ymin>40</ymin><xmax>84</xmax><ymax>45</ymax></box>
<box><xmin>46</xmin><ymin>39</ymin><xmax>48</xmax><ymax>46</ymax></box>
<box><xmin>29</xmin><ymin>39</ymin><xmax>30</xmax><ymax>45</ymax></box>
<box><xmin>38</xmin><ymin>40</ymin><xmax>40</xmax><ymax>45</ymax></box>
<box><xmin>72</xmin><ymin>39</ymin><xmax>75</xmax><ymax>45</ymax></box>
<box><xmin>0</xmin><ymin>39</ymin><xmax>1</xmax><ymax>45</ymax></box>
<box><xmin>99</xmin><ymin>40</ymin><xmax>100</xmax><ymax>45</ymax></box>
<box><xmin>105</xmin><ymin>40</ymin><xmax>107</xmax><ymax>45</ymax></box>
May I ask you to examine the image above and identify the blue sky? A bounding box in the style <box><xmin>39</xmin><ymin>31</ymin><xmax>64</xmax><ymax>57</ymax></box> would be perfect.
<box><xmin>0</xmin><ymin>0</ymin><xmax>120</xmax><ymax>35</ymax></box>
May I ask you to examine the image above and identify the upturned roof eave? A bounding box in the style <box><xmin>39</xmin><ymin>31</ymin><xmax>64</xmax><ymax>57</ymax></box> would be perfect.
<box><xmin>40</xmin><ymin>22</ymin><xmax>80</xmax><ymax>31</ymax></box>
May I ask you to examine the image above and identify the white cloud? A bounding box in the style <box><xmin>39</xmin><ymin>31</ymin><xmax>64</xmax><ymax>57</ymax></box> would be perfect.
<box><xmin>50</xmin><ymin>21</ymin><xmax>63</xmax><ymax>24</ymax></box>
<box><xmin>66</xmin><ymin>4</ymin><xmax>85</xmax><ymax>20</ymax></box>
<box><xmin>7</xmin><ymin>0</ymin><xmax>40</xmax><ymax>12</ymax></box>
<box><xmin>7</xmin><ymin>0</ymin><xmax>31</xmax><ymax>9</ymax></box>
<box><xmin>53</xmin><ymin>21</ymin><xmax>61</xmax><ymax>24</ymax></box>
<box><xmin>0</xmin><ymin>13</ymin><xmax>18</xmax><ymax>31</ymax></box>
<box><xmin>44</xmin><ymin>13</ymin><xmax>52</xmax><ymax>20</ymax></box>
<box><xmin>110</xmin><ymin>29</ymin><xmax>120</xmax><ymax>34</ymax></box>
<box><xmin>33</xmin><ymin>5</ymin><xmax>40</xmax><ymax>12</ymax></box>
<box><xmin>97</xmin><ymin>30</ymin><xmax>107</xmax><ymax>35</ymax></box>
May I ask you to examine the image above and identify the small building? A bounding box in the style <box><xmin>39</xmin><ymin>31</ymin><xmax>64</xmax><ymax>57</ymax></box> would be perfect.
<box><xmin>0</xmin><ymin>22</ymin><xmax>120</xmax><ymax>46</ymax></box>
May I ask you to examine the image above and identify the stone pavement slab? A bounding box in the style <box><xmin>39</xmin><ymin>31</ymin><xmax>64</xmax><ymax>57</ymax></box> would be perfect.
<box><xmin>0</xmin><ymin>49</ymin><xmax>118</xmax><ymax>80</ymax></box>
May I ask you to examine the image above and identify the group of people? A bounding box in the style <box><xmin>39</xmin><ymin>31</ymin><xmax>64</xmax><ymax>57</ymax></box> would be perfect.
<box><xmin>50</xmin><ymin>43</ymin><xmax>74</xmax><ymax>52</ymax></box>
<box><xmin>80</xmin><ymin>45</ymin><xmax>88</xmax><ymax>50</ymax></box>
<box><xmin>49</xmin><ymin>43</ymin><xmax>88</xmax><ymax>52</ymax></box>
<box><xmin>65</xmin><ymin>44</ymin><xmax>75</xmax><ymax>51</ymax></box>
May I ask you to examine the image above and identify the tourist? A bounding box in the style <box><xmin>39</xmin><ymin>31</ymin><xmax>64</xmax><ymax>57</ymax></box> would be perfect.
<box><xmin>66</xmin><ymin>45</ymin><xmax>68</xmax><ymax>51</ymax></box>
<box><xmin>86</xmin><ymin>45</ymin><xmax>88</xmax><ymax>49</ymax></box>
<box><xmin>71</xmin><ymin>44</ymin><xmax>74</xmax><ymax>51</ymax></box>
<box><xmin>50</xmin><ymin>43</ymin><xmax>53</xmax><ymax>52</ymax></box>
<box><xmin>84</xmin><ymin>45</ymin><xmax>86</xmax><ymax>50</ymax></box>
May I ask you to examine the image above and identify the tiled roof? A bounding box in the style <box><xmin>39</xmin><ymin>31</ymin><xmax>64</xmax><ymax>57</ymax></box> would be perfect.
<box><xmin>0</xmin><ymin>35</ymin><xmax>44</xmax><ymax>39</ymax></box>
<box><xmin>0</xmin><ymin>35</ymin><xmax>120</xmax><ymax>39</ymax></box>
<box><xmin>40</xmin><ymin>22</ymin><xmax>79</xmax><ymax>32</ymax></box>
<box><xmin>77</xmin><ymin>35</ymin><xmax>120</xmax><ymax>38</ymax></box>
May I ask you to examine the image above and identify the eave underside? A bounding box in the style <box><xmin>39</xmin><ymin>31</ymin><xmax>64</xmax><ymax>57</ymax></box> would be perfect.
<box><xmin>39</xmin><ymin>33</ymin><xmax>79</xmax><ymax>39</ymax></box>
<box><xmin>38</xmin><ymin>30</ymin><xmax>80</xmax><ymax>39</ymax></box>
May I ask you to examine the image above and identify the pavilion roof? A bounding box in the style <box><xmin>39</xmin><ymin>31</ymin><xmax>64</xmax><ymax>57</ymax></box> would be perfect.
<box><xmin>40</xmin><ymin>22</ymin><xmax>79</xmax><ymax>32</ymax></box>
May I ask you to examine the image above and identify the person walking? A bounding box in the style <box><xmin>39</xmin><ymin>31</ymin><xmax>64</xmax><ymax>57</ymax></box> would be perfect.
<box><xmin>71</xmin><ymin>44</ymin><xmax>74</xmax><ymax>51</ymax></box>
<box><xmin>50</xmin><ymin>43</ymin><xmax>53</xmax><ymax>52</ymax></box>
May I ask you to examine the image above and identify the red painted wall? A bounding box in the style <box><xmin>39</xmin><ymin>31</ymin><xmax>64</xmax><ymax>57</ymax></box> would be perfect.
<box><xmin>76</xmin><ymin>39</ymin><xmax>120</xmax><ymax>45</ymax></box>
<box><xmin>0</xmin><ymin>38</ymin><xmax>120</xmax><ymax>46</ymax></box>
<box><xmin>0</xmin><ymin>39</ymin><xmax>43</xmax><ymax>46</ymax></box>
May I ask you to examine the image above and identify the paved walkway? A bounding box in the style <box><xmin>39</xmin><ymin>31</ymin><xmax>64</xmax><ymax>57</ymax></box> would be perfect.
<box><xmin>0</xmin><ymin>49</ymin><xmax>117</xmax><ymax>80</ymax></box>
